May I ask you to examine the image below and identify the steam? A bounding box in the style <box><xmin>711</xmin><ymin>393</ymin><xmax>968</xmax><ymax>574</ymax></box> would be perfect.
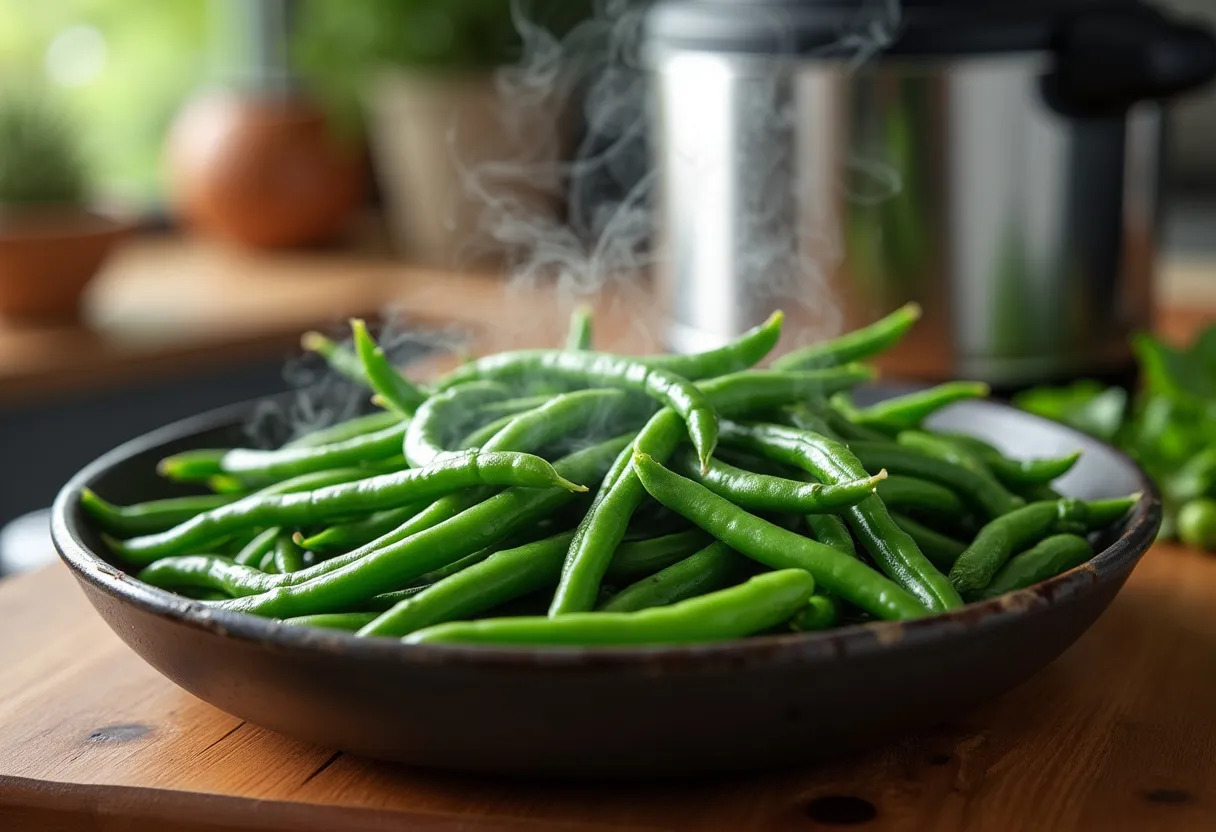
<box><xmin>454</xmin><ymin>0</ymin><xmax>905</xmax><ymax>349</ymax></box>
<box><xmin>260</xmin><ymin>0</ymin><xmax>908</xmax><ymax>441</ymax></box>
<box><xmin>451</xmin><ymin>0</ymin><xmax>656</xmax><ymax>308</ymax></box>
<box><xmin>246</xmin><ymin>315</ymin><xmax>468</xmax><ymax>448</ymax></box>
<box><xmin>839</xmin><ymin>0</ymin><xmax>903</xmax><ymax>69</ymax></box>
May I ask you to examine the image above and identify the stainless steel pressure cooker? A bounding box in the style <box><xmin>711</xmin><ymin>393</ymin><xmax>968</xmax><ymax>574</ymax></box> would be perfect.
<box><xmin>647</xmin><ymin>0</ymin><xmax>1216</xmax><ymax>386</ymax></box>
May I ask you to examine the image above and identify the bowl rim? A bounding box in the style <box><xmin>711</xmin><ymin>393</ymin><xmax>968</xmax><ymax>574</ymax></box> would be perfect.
<box><xmin>0</xmin><ymin>205</ymin><xmax>140</xmax><ymax>242</ymax></box>
<box><xmin>51</xmin><ymin>397</ymin><xmax>1163</xmax><ymax>672</ymax></box>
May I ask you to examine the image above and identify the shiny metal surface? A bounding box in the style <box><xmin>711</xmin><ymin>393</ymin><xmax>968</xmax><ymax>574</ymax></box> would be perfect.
<box><xmin>652</xmin><ymin>50</ymin><xmax>1160</xmax><ymax>384</ymax></box>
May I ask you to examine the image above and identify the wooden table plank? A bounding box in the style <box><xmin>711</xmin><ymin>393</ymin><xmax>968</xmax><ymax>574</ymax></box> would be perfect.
<box><xmin>2</xmin><ymin>542</ymin><xmax>1214</xmax><ymax>831</ymax></box>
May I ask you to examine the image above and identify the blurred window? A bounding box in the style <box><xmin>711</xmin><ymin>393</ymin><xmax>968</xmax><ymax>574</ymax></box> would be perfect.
<box><xmin>0</xmin><ymin>0</ymin><xmax>208</xmax><ymax>209</ymax></box>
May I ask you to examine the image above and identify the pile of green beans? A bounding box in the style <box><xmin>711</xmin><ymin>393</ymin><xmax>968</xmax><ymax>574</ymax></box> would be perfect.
<box><xmin>81</xmin><ymin>306</ymin><xmax>1140</xmax><ymax>647</ymax></box>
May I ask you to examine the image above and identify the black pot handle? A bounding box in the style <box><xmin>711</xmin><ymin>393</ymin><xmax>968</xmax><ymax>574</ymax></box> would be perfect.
<box><xmin>1044</xmin><ymin>7</ymin><xmax>1216</xmax><ymax>118</ymax></box>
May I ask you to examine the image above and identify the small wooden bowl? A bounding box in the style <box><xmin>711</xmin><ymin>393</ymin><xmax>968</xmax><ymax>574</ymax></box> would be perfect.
<box><xmin>0</xmin><ymin>208</ymin><xmax>135</xmax><ymax>321</ymax></box>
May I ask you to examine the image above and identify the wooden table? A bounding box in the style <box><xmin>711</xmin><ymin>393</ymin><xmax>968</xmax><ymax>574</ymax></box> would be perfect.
<box><xmin>2</xmin><ymin>542</ymin><xmax>1215</xmax><ymax>832</ymax></box>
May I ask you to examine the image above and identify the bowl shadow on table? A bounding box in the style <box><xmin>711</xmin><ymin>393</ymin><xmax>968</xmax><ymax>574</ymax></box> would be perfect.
<box><xmin>321</xmin><ymin>714</ymin><xmax>1042</xmax><ymax>828</ymax></box>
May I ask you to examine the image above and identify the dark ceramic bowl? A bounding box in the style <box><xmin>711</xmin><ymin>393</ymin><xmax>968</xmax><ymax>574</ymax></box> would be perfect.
<box><xmin>51</xmin><ymin>398</ymin><xmax>1161</xmax><ymax>778</ymax></box>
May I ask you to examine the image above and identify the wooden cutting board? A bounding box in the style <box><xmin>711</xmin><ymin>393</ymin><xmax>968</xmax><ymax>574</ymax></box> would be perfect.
<box><xmin>2</xmin><ymin>543</ymin><xmax>1215</xmax><ymax>832</ymax></box>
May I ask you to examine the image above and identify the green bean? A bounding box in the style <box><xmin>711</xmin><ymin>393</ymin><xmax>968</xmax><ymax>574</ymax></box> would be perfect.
<box><xmin>641</xmin><ymin>311</ymin><xmax>784</xmax><ymax>379</ymax></box>
<box><xmin>633</xmin><ymin>451</ymin><xmax>928</xmax><ymax>620</ymax></box>
<box><xmin>565</xmin><ymin>306</ymin><xmax>594</xmax><ymax>350</ymax></box>
<box><xmin>978</xmin><ymin>534</ymin><xmax>1094</xmax><ymax>599</ymax></box>
<box><xmin>894</xmin><ymin>431</ymin><xmax>1026</xmax><ymax>515</ymax></box>
<box><xmin>438</xmin><ymin>350</ymin><xmax>720</xmax><ymax>471</ymax></box>
<box><xmin>891</xmin><ymin>513</ymin><xmax>967</xmax><ymax>570</ymax></box>
<box><xmin>139</xmin><ymin>555</ymin><xmax>257</xmax><ymax>596</ymax></box>
<box><xmin>404</xmin><ymin>382</ymin><xmax>513</xmax><ymax>467</ymax></box>
<box><xmin>358</xmin><ymin>585</ymin><xmax>429</xmax><ymax>611</ymax></box>
<box><xmin>452</xmin><ymin>310</ymin><xmax>783</xmax><ymax>391</ymax></box>
<box><xmin>773</xmin><ymin>303</ymin><xmax>920</xmax><ymax>370</ymax></box>
<box><xmin>205</xmin><ymin>474</ymin><xmax>249</xmax><ymax>494</ymax></box>
<box><xmin>790</xmin><ymin>595</ymin><xmax>839</xmax><ymax>631</ymax></box>
<box><xmin>1086</xmin><ymin>496</ymin><xmax>1140</xmax><ymax>527</ymax></box>
<box><xmin>718</xmin><ymin>422</ymin><xmax>963</xmax><ymax>612</ymax></box>
<box><xmin>184</xmin><ymin>588</ymin><xmax>232</xmax><ymax>602</ymax></box>
<box><xmin>670</xmin><ymin>447</ymin><xmax>884</xmax><ymax>515</ymax></box>
<box><xmin>351</xmin><ymin>319</ymin><xmax>430</xmax><ymax>414</ymax></box>
<box><xmin>213</xmin><ymin>463</ymin><xmax>395</xmax><ymax>500</ymax></box>
<box><xmin>279</xmin><ymin>392</ymin><xmax>648</xmax><ymax>591</ymax></box>
<box><xmin>805</xmin><ymin>514</ymin><xmax>856</xmax><ymax>556</ymax></box>
<box><xmin>217</xmin><ymin>529</ymin><xmax>258</xmax><ymax>554</ymax></box>
<box><xmin>947</xmin><ymin>497</ymin><xmax>1132</xmax><ymax>596</ymax></box>
<box><xmin>282</xmin><ymin>411</ymin><xmax>402</xmax><ymax>450</ymax></box>
<box><xmin>847</xmin><ymin>441</ymin><xmax>1025</xmax><ymax>519</ymax></box>
<box><xmin>259</xmin><ymin>548</ymin><xmax>280</xmax><ymax>575</ymax></box>
<box><xmin>215</xmin><ymin>435</ymin><xmax>633</xmax><ymax>618</ymax></box>
<box><xmin>404</xmin><ymin>547</ymin><xmax>497</xmax><ymax>587</ymax></box>
<box><xmin>603</xmin><ymin>530</ymin><xmax>715</xmax><ymax>582</ymax></box>
<box><xmin>875</xmin><ymin>475</ymin><xmax>969</xmax><ymax>525</ymax></box>
<box><xmin>600</xmin><ymin>542</ymin><xmax>748</xmax><ymax>613</ymax></box>
<box><xmin>250</xmin><ymin>460</ymin><xmax>406</xmax><ymax>496</ymax></box>
<box><xmin>550</xmin><ymin>365</ymin><xmax>875</xmax><ymax>616</ymax></box>
<box><xmin>300</xmin><ymin>331</ymin><xmax>366</xmax><ymax>383</ymax></box>
<box><xmin>840</xmin><ymin>382</ymin><xmax>989</xmax><ymax>431</ymax></box>
<box><xmin>296</xmin><ymin>505</ymin><xmax>424</xmax><ymax>554</ymax></box>
<box><xmin>360</xmin><ymin>529</ymin><xmax>708</xmax><ymax>637</ymax></box>
<box><xmin>358</xmin><ymin>533</ymin><xmax>577</xmax><ymax>636</ymax></box>
<box><xmin>405</xmin><ymin>569</ymin><xmax>817</xmax><ymax>646</ymax></box>
<box><xmin>275</xmin><ymin>458</ymin><xmax>406</xmax><ymax>490</ymax></box>
<box><xmin>282</xmin><ymin>612</ymin><xmax>379</xmax><ymax>631</ymax></box>
<box><xmin>935</xmin><ymin>432</ymin><xmax>1082</xmax><ymax>488</ymax></box>
<box><xmin>779</xmin><ymin>404</ymin><xmax>837</xmax><ymax>439</ymax></box>
<box><xmin>458</xmin><ymin>412</ymin><xmax>525</xmax><ymax>450</ymax></box>
<box><xmin>79</xmin><ymin>490</ymin><xmax>240</xmax><ymax>538</ymax></box>
<box><xmin>1023</xmin><ymin>484</ymin><xmax>1065</xmax><ymax>502</ymax></box>
<box><xmin>273</xmin><ymin>533</ymin><xmax>307</xmax><ymax>574</ymax></box>
<box><xmin>234</xmin><ymin>527</ymin><xmax>279</xmax><ymax>567</ymax></box>
<box><xmin>113</xmin><ymin>451</ymin><xmax>584</xmax><ymax>564</ymax></box>
<box><xmin>474</xmin><ymin>395</ymin><xmax>557</xmax><ymax>420</ymax></box>
<box><xmin>160</xmin><ymin>421</ymin><xmax>411</xmax><ymax>484</ymax></box>
<box><xmin>789</xmin><ymin>401</ymin><xmax>891</xmax><ymax>443</ymax></box>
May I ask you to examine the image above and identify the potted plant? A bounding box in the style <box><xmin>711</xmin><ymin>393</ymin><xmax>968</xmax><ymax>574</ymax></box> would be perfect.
<box><xmin>166</xmin><ymin>0</ymin><xmax>366</xmax><ymax>250</ymax></box>
<box><xmin>293</xmin><ymin>0</ymin><xmax>592</xmax><ymax>268</ymax></box>
<box><xmin>0</xmin><ymin>91</ymin><xmax>135</xmax><ymax>321</ymax></box>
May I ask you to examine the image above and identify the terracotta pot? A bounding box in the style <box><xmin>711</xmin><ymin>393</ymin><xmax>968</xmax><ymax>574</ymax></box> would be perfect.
<box><xmin>364</xmin><ymin>70</ymin><xmax>570</xmax><ymax>268</ymax></box>
<box><xmin>0</xmin><ymin>208</ymin><xmax>135</xmax><ymax>321</ymax></box>
<box><xmin>166</xmin><ymin>91</ymin><xmax>365</xmax><ymax>249</ymax></box>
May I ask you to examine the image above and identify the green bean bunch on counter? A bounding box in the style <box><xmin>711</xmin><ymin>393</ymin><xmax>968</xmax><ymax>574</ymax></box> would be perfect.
<box><xmin>81</xmin><ymin>306</ymin><xmax>1140</xmax><ymax>647</ymax></box>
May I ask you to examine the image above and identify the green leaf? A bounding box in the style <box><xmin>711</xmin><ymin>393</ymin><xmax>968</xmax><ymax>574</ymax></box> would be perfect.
<box><xmin>1013</xmin><ymin>381</ymin><xmax>1127</xmax><ymax>442</ymax></box>
<box><xmin>1134</xmin><ymin>330</ymin><xmax>1216</xmax><ymax>405</ymax></box>
<box><xmin>0</xmin><ymin>89</ymin><xmax>87</xmax><ymax>205</ymax></box>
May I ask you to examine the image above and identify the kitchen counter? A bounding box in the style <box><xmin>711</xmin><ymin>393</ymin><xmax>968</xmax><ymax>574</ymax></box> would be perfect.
<box><xmin>0</xmin><ymin>231</ymin><xmax>654</xmax><ymax>407</ymax></box>
<box><xmin>2</xmin><ymin>232</ymin><xmax>1214</xmax><ymax>407</ymax></box>
<box><xmin>2</xmin><ymin>544</ymin><xmax>1214</xmax><ymax>831</ymax></box>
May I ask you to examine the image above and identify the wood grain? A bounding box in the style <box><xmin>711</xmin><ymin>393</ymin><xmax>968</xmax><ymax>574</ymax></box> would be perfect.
<box><xmin>2</xmin><ymin>542</ymin><xmax>1215</xmax><ymax>831</ymax></box>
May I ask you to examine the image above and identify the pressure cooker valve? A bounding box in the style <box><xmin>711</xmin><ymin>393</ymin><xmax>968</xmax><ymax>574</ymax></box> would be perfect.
<box><xmin>1046</xmin><ymin>7</ymin><xmax>1216</xmax><ymax>117</ymax></box>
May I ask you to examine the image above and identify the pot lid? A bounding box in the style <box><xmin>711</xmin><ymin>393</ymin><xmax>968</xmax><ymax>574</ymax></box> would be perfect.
<box><xmin>647</xmin><ymin>0</ymin><xmax>1162</xmax><ymax>56</ymax></box>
